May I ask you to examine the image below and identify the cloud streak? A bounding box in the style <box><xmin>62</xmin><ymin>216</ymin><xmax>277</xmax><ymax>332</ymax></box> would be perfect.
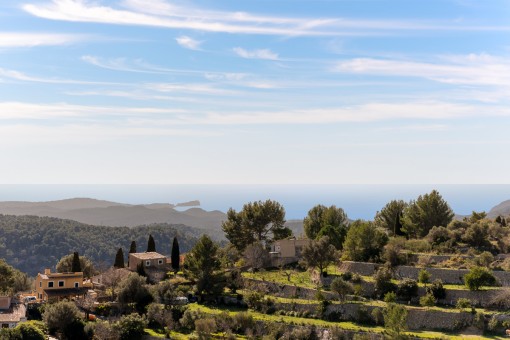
<box><xmin>22</xmin><ymin>0</ymin><xmax>510</xmax><ymax>37</ymax></box>
<box><xmin>233</xmin><ymin>47</ymin><xmax>279</xmax><ymax>60</ymax></box>
<box><xmin>0</xmin><ymin>32</ymin><xmax>84</xmax><ymax>48</ymax></box>
<box><xmin>335</xmin><ymin>54</ymin><xmax>510</xmax><ymax>87</ymax></box>
<box><xmin>175</xmin><ymin>36</ymin><xmax>202</xmax><ymax>50</ymax></box>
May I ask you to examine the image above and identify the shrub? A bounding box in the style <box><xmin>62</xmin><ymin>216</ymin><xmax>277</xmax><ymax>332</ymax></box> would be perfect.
<box><xmin>419</xmin><ymin>294</ymin><xmax>436</xmax><ymax>307</ymax></box>
<box><xmin>426</xmin><ymin>279</ymin><xmax>446</xmax><ymax>300</ymax></box>
<box><xmin>464</xmin><ymin>266</ymin><xmax>497</xmax><ymax>290</ymax></box>
<box><xmin>418</xmin><ymin>269</ymin><xmax>430</xmax><ymax>285</ymax></box>
<box><xmin>456</xmin><ymin>298</ymin><xmax>472</xmax><ymax>309</ymax></box>
<box><xmin>14</xmin><ymin>322</ymin><xmax>46</xmax><ymax>340</ymax></box>
<box><xmin>396</xmin><ymin>279</ymin><xmax>418</xmax><ymax>301</ymax></box>
<box><xmin>340</xmin><ymin>272</ymin><xmax>353</xmax><ymax>281</ymax></box>
<box><xmin>195</xmin><ymin>318</ymin><xmax>217</xmax><ymax>340</ymax></box>
<box><xmin>179</xmin><ymin>309</ymin><xmax>205</xmax><ymax>331</ymax></box>
<box><xmin>374</xmin><ymin>266</ymin><xmax>396</xmax><ymax>299</ymax></box>
<box><xmin>330</xmin><ymin>277</ymin><xmax>353</xmax><ymax>301</ymax></box>
<box><xmin>384</xmin><ymin>291</ymin><xmax>396</xmax><ymax>303</ymax></box>
<box><xmin>231</xmin><ymin>312</ymin><xmax>255</xmax><ymax>334</ymax></box>
<box><xmin>371</xmin><ymin>308</ymin><xmax>384</xmax><ymax>326</ymax></box>
<box><xmin>115</xmin><ymin>313</ymin><xmax>147</xmax><ymax>340</ymax></box>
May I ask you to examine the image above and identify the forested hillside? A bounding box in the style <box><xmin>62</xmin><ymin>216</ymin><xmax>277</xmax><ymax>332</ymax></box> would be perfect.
<box><xmin>0</xmin><ymin>214</ymin><xmax>202</xmax><ymax>276</ymax></box>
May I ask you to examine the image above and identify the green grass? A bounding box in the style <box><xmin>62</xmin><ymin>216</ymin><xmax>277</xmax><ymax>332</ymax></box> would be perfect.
<box><xmin>189</xmin><ymin>303</ymin><xmax>505</xmax><ymax>339</ymax></box>
<box><xmin>242</xmin><ymin>269</ymin><xmax>317</xmax><ymax>288</ymax></box>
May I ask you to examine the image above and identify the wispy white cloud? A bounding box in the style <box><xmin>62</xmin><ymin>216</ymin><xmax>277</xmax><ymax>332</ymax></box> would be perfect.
<box><xmin>175</xmin><ymin>35</ymin><xmax>202</xmax><ymax>50</ymax></box>
<box><xmin>23</xmin><ymin>0</ymin><xmax>508</xmax><ymax>37</ymax></box>
<box><xmin>0</xmin><ymin>32</ymin><xmax>84</xmax><ymax>48</ymax></box>
<box><xmin>0</xmin><ymin>67</ymin><xmax>123</xmax><ymax>85</ymax></box>
<box><xmin>335</xmin><ymin>54</ymin><xmax>510</xmax><ymax>87</ymax></box>
<box><xmin>233</xmin><ymin>47</ymin><xmax>279</xmax><ymax>60</ymax></box>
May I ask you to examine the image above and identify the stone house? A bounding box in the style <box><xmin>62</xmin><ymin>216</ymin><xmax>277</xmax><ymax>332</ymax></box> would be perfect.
<box><xmin>0</xmin><ymin>296</ymin><xmax>27</xmax><ymax>329</ymax></box>
<box><xmin>269</xmin><ymin>238</ymin><xmax>310</xmax><ymax>266</ymax></box>
<box><xmin>128</xmin><ymin>252</ymin><xmax>168</xmax><ymax>271</ymax></box>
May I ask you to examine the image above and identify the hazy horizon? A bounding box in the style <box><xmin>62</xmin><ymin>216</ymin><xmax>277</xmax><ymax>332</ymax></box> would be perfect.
<box><xmin>1</xmin><ymin>184</ymin><xmax>509</xmax><ymax>220</ymax></box>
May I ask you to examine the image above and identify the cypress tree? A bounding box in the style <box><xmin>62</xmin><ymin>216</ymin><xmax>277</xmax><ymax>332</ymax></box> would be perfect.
<box><xmin>114</xmin><ymin>248</ymin><xmax>125</xmax><ymax>268</ymax></box>
<box><xmin>71</xmin><ymin>252</ymin><xmax>81</xmax><ymax>272</ymax></box>
<box><xmin>129</xmin><ymin>240</ymin><xmax>137</xmax><ymax>253</ymax></box>
<box><xmin>147</xmin><ymin>234</ymin><xmax>156</xmax><ymax>252</ymax></box>
<box><xmin>171</xmin><ymin>237</ymin><xmax>180</xmax><ymax>273</ymax></box>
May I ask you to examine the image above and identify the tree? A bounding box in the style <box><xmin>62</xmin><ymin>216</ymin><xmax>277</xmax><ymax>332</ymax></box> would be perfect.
<box><xmin>401</xmin><ymin>190</ymin><xmax>454</xmax><ymax>238</ymax></box>
<box><xmin>464</xmin><ymin>266</ymin><xmax>497</xmax><ymax>291</ymax></box>
<box><xmin>222</xmin><ymin>200</ymin><xmax>290</xmax><ymax>252</ymax></box>
<box><xmin>375</xmin><ymin>200</ymin><xmax>408</xmax><ymax>236</ymax></box>
<box><xmin>303</xmin><ymin>205</ymin><xmax>348</xmax><ymax>247</ymax></box>
<box><xmin>418</xmin><ymin>269</ymin><xmax>430</xmax><ymax>285</ymax></box>
<box><xmin>330</xmin><ymin>277</ymin><xmax>353</xmax><ymax>301</ymax></box>
<box><xmin>185</xmin><ymin>235</ymin><xmax>225</xmax><ymax>296</ymax></box>
<box><xmin>243</xmin><ymin>242</ymin><xmax>270</xmax><ymax>270</ymax></box>
<box><xmin>147</xmin><ymin>234</ymin><xmax>156</xmax><ymax>252</ymax></box>
<box><xmin>114</xmin><ymin>248</ymin><xmax>125</xmax><ymax>268</ymax></box>
<box><xmin>43</xmin><ymin>301</ymin><xmax>84</xmax><ymax>340</ymax></box>
<box><xmin>129</xmin><ymin>240</ymin><xmax>137</xmax><ymax>253</ymax></box>
<box><xmin>171</xmin><ymin>236</ymin><xmax>180</xmax><ymax>273</ymax></box>
<box><xmin>396</xmin><ymin>279</ymin><xmax>418</xmax><ymax>302</ymax></box>
<box><xmin>374</xmin><ymin>266</ymin><xmax>396</xmax><ymax>299</ymax></box>
<box><xmin>72</xmin><ymin>251</ymin><xmax>82</xmax><ymax>273</ymax></box>
<box><xmin>15</xmin><ymin>322</ymin><xmax>46</xmax><ymax>340</ymax></box>
<box><xmin>56</xmin><ymin>253</ymin><xmax>96</xmax><ymax>277</ymax></box>
<box><xmin>117</xmin><ymin>273</ymin><xmax>154</xmax><ymax>313</ymax></box>
<box><xmin>420</xmin><ymin>293</ymin><xmax>436</xmax><ymax>307</ymax></box>
<box><xmin>0</xmin><ymin>259</ymin><xmax>15</xmax><ymax>294</ymax></box>
<box><xmin>342</xmin><ymin>220</ymin><xmax>388</xmax><ymax>262</ymax></box>
<box><xmin>384</xmin><ymin>303</ymin><xmax>408</xmax><ymax>339</ymax></box>
<box><xmin>301</xmin><ymin>236</ymin><xmax>338</xmax><ymax>277</ymax></box>
<box><xmin>115</xmin><ymin>313</ymin><xmax>147</xmax><ymax>340</ymax></box>
<box><xmin>426</xmin><ymin>279</ymin><xmax>446</xmax><ymax>300</ymax></box>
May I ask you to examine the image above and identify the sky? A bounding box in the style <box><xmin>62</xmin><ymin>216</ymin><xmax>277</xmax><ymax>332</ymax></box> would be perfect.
<box><xmin>1</xmin><ymin>0</ymin><xmax>510</xmax><ymax>184</ymax></box>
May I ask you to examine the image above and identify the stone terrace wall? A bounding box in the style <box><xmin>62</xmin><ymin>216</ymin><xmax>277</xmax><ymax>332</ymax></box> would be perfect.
<box><xmin>339</xmin><ymin>261</ymin><xmax>510</xmax><ymax>286</ymax></box>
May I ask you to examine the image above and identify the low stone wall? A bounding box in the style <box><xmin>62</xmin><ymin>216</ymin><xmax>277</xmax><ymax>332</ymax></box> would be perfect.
<box><xmin>243</xmin><ymin>278</ymin><xmax>337</xmax><ymax>300</ymax></box>
<box><xmin>339</xmin><ymin>261</ymin><xmax>510</xmax><ymax>286</ymax></box>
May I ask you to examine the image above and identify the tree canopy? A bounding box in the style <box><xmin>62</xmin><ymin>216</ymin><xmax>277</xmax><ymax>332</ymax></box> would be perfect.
<box><xmin>56</xmin><ymin>253</ymin><xmax>96</xmax><ymax>278</ymax></box>
<box><xmin>342</xmin><ymin>220</ymin><xmax>388</xmax><ymax>262</ymax></box>
<box><xmin>374</xmin><ymin>200</ymin><xmax>407</xmax><ymax>236</ymax></box>
<box><xmin>147</xmin><ymin>234</ymin><xmax>156</xmax><ymax>252</ymax></box>
<box><xmin>401</xmin><ymin>190</ymin><xmax>454</xmax><ymax>238</ymax></box>
<box><xmin>171</xmin><ymin>236</ymin><xmax>180</xmax><ymax>273</ymax></box>
<box><xmin>222</xmin><ymin>200</ymin><xmax>291</xmax><ymax>251</ymax></box>
<box><xmin>185</xmin><ymin>234</ymin><xmax>225</xmax><ymax>296</ymax></box>
<box><xmin>301</xmin><ymin>236</ymin><xmax>338</xmax><ymax>276</ymax></box>
<box><xmin>114</xmin><ymin>248</ymin><xmax>125</xmax><ymax>268</ymax></box>
<box><xmin>303</xmin><ymin>205</ymin><xmax>348</xmax><ymax>249</ymax></box>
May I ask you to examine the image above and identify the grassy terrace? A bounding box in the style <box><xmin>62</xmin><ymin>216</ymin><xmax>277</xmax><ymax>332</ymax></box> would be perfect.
<box><xmin>188</xmin><ymin>303</ymin><xmax>505</xmax><ymax>340</ymax></box>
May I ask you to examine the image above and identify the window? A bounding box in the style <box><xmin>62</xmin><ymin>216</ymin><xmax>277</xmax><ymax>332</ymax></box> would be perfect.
<box><xmin>158</xmin><ymin>259</ymin><xmax>163</xmax><ymax>265</ymax></box>
<box><xmin>39</xmin><ymin>294</ymin><xmax>42</xmax><ymax>299</ymax></box>
<box><xmin>58</xmin><ymin>281</ymin><xmax>65</xmax><ymax>287</ymax></box>
<box><xmin>48</xmin><ymin>281</ymin><xmax>54</xmax><ymax>288</ymax></box>
<box><xmin>146</xmin><ymin>260</ymin><xmax>151</xmax><ymax>266</ymax></box>
<box><xmin>39</xmin><ymin>281</ymin><xmax>42</xmax><ymax>288</ymax></box>
<box><xmin>74</xmin><ymin>282</ymin><xmax>79</xmax><ymax>288</ymax></box>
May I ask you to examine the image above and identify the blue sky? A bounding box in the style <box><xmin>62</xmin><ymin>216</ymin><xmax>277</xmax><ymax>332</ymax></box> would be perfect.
<box><xmin>0</xmin><ymin>0</ymin><xmax>509</xmax><ymax>184</ymax></box>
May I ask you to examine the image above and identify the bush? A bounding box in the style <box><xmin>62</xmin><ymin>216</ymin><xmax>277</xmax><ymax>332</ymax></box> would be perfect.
<box><xmin>426</xmin><ymin>279</ymin><xmax>446</xmax><ymax>300</ymax></box>
<box><xmin>330</xmin><ymin>277</ymin><xmax>353</xmax><ymax>301</ymax></box>
<box><xmin>384</xmin><ymin>291</ymin><xmax>397</xmax><ymax>303</ymax></box>
<box><xmin>231</xmin><ymin>312</ymin><xmax>255</xmax><ymax>334</ymax></box>
<box><xmin>115</xmin><ymin>313</ymin><xmax>147</xmax><ymax>340</ymax></box>
<box><xmin>418</xmin><ymin>269</ymin><xmax>430</xmax><ymax>285</ymax></box>
<box><xmin>419</xmin><ymin>294</ymin><xmax>436</xmax><ymax>307</ymax></box>
<box><xmin>14</xmin><ymin>323</ymin><xmax>46</xmax><ymax>340</ymax></box>
<box><xmin>396</xmin><ymin>279</ymin><xmax>418</xmax><ymax>301</ymax></box>
<box><xmin>179</xmin><ymin>309</ymin><xmax>205</xmax><ymax>331</ymax></box>
<box><xmin>42</xmin><ymin>301</ymin><xmax>85</xmax><ymax>339</ymax></box>
<box><xmin>464</xmin><ymin>266</ymin><xmax>497</xmax><ymax>290</ymax></box>
<box><xmin>340</xmin><ymin>272</ymin><xmax>353</xmax><ymax>281</ymax></box>
<box><xmin>195</xmin><ymin>318</ymin><xmax>217</xmax><ymax>340</ymax></box>
<box><xmin>371</xmin><ymin>308</ymin><xmax>384</xmax><ymax>325</ymax></box>
<box><xmin>456</xmin><ymin>298</ymin><xmax>472</xmax><ymax>309</ymax></box>
<box><xmin>374</xmin><ymin>266</ymin><xmax>396</xmax><ymax>299</ymax></box>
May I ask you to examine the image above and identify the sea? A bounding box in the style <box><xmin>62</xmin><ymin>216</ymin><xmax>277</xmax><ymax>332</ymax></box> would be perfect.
<box><xmin>0</xmin><ymin>184</ymin><xmax>509</xmax><ymax>220</ymax></box>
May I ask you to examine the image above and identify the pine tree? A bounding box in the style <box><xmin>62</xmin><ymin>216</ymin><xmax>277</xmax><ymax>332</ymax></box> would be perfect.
<box><xmin>147</xmin><ymin>234</ymin><xmax>156</xmax><ymax>252</ymax></box>
<box><xmin>71</xmin><ymin>252</ymin><xmax>81</xmax><ymax>272</ymax></box>
<box><xmin>171</xmin><ymin>237</ymin><xmax>180</xmax><ymax>273</ymax></box>
<box><xmin>129</xmin><ymin>241</ymin><xmax>137</xmax><ymax>253</ymax></box>
<box><xmin>114</xmin><ymin>248</ymin><xmax>125</xmax><ymax>268</ymax></box>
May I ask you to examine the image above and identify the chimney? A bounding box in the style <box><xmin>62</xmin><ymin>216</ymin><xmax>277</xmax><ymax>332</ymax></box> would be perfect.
<box><xmin>44</xmin><ymin>268</ymin><xmax>51</xmax><ymax>275</ymax></box>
